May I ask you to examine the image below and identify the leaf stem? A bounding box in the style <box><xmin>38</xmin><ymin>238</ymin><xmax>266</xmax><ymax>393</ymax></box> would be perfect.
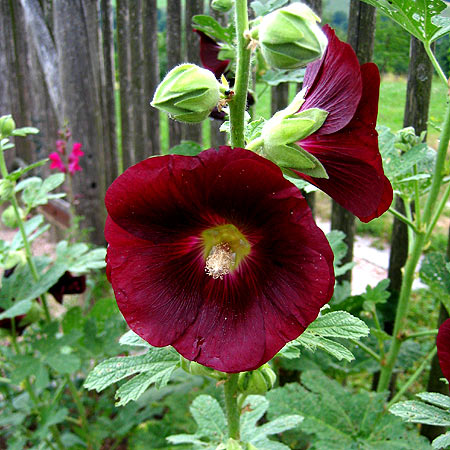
<box><xmin>228</xmin><ymin>0</ymin><xmax>251</xmax><ymax>148</ymax></box>
<box><xmin>224</xmin><ymin>374</ymin><xmax>240</xmax><ymax>440</ymax></box>
<box><xmin>350</xmin><ymin>339</ymin><xmax>380</xmax><ymax>362</ymax></box>
<box><xmin>388</xmin><ymin>206</ymin><xmax>418</xmax><ymax>232</ymax></box>
<box><xmin>403</xmin><ymin>329</ymin><xmax>438</xmax><ymax>340</ymax></box>
<box><xmin>388</xmin><ymin>347</ymin><xmax>437</xmax><ymax>408</ymax></box>
<box><xmin>425</xmin><ymin>42</ymin><xmax>448</xmax><ymax>87</ymax></box>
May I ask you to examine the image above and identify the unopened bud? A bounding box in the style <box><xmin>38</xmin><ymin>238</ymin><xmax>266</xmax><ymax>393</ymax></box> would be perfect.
<box><xmin>211</xmin><ymin>0</ymin><xmax>233</xmax><ymax>13</ymax></box>
<box><xmin>1</xmin><ymin>205</ymin><xmax>22</xmax><ymax>229</ymax></box>
<box><xmin>0</xmin><ymin>179</ymin><xmax>14</xmax><ymax>202</ymax></box>
<box><xmin>237</xmin><ymin>364</ymin><xmax>276</xmax><ymax>395</ymax></box>
<box><xmin>151</xmin><ymin>64</ymin><xmax>221</xmax><ymax>123</ymax></box>
<box><xmin>259</xmin><ymin>3</ymin><xmax>327</xmax><ymax>69</ymax></box>
<box><xmin>180</xmin><ymin>357</ymin><xmax>226</xmax><ymax>380</ymax></box>
<box><xmin>0</xmin><ymin>115</ymin><xmax>16</xmax><ymax>137</ymax></box>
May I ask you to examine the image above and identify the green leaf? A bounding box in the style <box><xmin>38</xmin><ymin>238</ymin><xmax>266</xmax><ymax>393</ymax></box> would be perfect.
<box><xmin>245</xmin><ymin>118</ymin><xmax>265</xmax><ymax>143</ymax></box>
<box><xmin>8</xmin><ymin>159</ymin><xmax>48</xmax><ymax>182</ymax></box>
<box><xmin>360</xmin><ymin>0</ymin><xmax>450</xmax><ymax>43</ymax></box>
<box><xmin>12</xmin><ymin>127</ymin><xmax>39</xmax><ymax>136</ymax></box>
<box><xmin>261</xmin><ymin>68</ymin><xmax>305</xmax><ymax>86</ymax></box>
<box><xmin>241</xmin><ymin>395</ymin><xmax>302</xmax><ymax>449</ymax></box>
<box><xmin>191</xmin><ymin>395</ymin><xmax>227</xmax><ymax>440</ymax></box>
<box><xmin>390</xmin><ymin>400</ymin><xmax>450</xmax><ymax>426</ymax></box>
<box><xmin>55</xmin><ymin>241</ymin><xmax>106</xmax><ymax>273</ymax></box>
<box><xmin>268</xmin><ymin>371</ymin><xmax>430</xmax><ymax>449</ymax></box>
<box><xmin>251</xmin><ymin>0</ymin><xmax>289</xmax><ymax>16</ymax></box>
<box><xmin>163</xmin><ymin>140</ymin><xmax>203</xmax><ymax>156</ymax></box>
<box><xmin>0</xmin><ymin>299</ymin><xmax>32</xmax><ymax>320</ymax></box>
<box><xmin>192</xmin><ymin>15</ymin><xmax>234</xmax><ymax>44</ymax></box>
<box><xmin>420</xmin><ymin>252</ymin><xmax>450</xmax><ymax>295</ymax></box>
<box><xmin>296</xmin><ymin>333</ymin><xmax>355</xmax><ymax>361</ymax></box>
<box><xmin>10</xmin><ymin>355</ymin><xmax>41</xmax><ymax>384</ymax></box>
<box><xmin>115</xmin><ymin>366</ymin><xmax>177</xmax><ymax>406</ymax></box>
<box><xmin>416</xmin><ymin>392</ymin><xmax>450</xmax><ymax>409</ymax></box>
<box><xmin>327</xmin><ymin>230</ymin><xmax>355</xmax><ymax>277</ymax></box>
<box><xmin>84</xmin><ymin>346</ymin><xmax>179</xmax><ymax>393</ymax></box>
<box><xmin>306</xmin><ymin>311</ymin><xmax>370</xmax><ymax>340</ymax></box>
<box><xmin>432</xmin><ymin>431</ymin><xmax>450</xmax><ymax>449</ymax></box>
<box><xmin>119</xmin><ymin>330</ymin><xmax>151</xmax><ymax>348</ymax></box>
<box><xmin>44</xmin><ymin>353</ymin><xmax>81</xmax><ymax>374</ymax></box>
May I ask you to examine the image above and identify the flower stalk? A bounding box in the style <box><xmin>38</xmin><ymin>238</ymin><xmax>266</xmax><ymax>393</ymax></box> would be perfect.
<box><xmin>224</xmin><ymin>374</ymin><xmax>241</xmax><ymax>440</ymax></box>
<box><xmin>228</xmin><ymin>0</ymin><xmax>251</xmax><ymax>148</ymax></box>
<box><xmin>0</xmin><ymin>139</ymin><xmax>52</xmax><ymax>322</ymax></box>
<box><xmin>377</xmin><ymin>91</ymin><xmax>450</xmax><ymax>393</ymax></box>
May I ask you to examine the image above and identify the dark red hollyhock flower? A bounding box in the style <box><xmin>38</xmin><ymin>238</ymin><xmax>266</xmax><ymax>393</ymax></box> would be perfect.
<box><xmin>105</xmin><ymin>147</ymin><xmax>334</xmax><ymax>373</ymax></box>
<box><xmin>437</xmin><ymin>319</ymin><xmax>450</xmax><ymax>386</ymax></box>
<box><xmin>294</xmin><ymin>26</ymin><xmax>393</xmax><ymax>223</ymax></box>
<box><xmin>194</xmin><ymin>30</ymin><xmax>230</xmax><ymax>79</ymax></box>
<box><xmin>49</xmin><ymin>271</ymin><xmax>86</xmax><ymax>303</ymax></box>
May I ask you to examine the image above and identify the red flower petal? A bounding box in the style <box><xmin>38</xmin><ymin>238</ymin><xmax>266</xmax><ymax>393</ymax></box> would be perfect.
<box><xmin>298</xmin><ymin>63</ymin><xmax>392</xmax><ymax>221</ymax></box>
<box><xmin>105</xmin><ymin>147</ymin><xmax>334</xmax><ymax>372</ymax></box>
<box><xmin>300</xmin><ymin>25</ymin><xmax>362</xmax><ymax>135</ymax></box>
<box><xmin>194</xmin><ymin>30</ymin><xmax>230</xmax><ymax>78</ymax></box>
<box><xmin>437</xmin><ymin>319</ymin><xmax>450</xmax><ymax>386</ymax></box>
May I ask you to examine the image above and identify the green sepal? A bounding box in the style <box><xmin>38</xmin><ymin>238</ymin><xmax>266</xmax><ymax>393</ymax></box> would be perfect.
<box><xmin>264</xmin><ymin>143</ymin><xmax>328</xmax><ymax>178</ymax></box>
<box><xmin>263</xmin><ymin>107</ymin><xmax>328</xmax><ymax>146</ymax></box>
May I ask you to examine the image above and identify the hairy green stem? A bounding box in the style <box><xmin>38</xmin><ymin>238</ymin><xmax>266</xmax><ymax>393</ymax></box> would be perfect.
<box><xmin>388</xmin><ymin>347</ymin><xmax>437</xmax><ymax>408</ymax></box>
<box><xmin>424</xmin><ymin>180</ymin><xmax>450</xmax><ymax>245</ymax></box>
<box><xmin>0</xmin><ymin>140</ymin><xmax>51</xmax><ymax>322</ymax></box>
<box><xmin>228</xmin><ymin>0</ymin><xmax>251</xmax><ymax>148</ymax></box>
<box><xmin>377</xmin><ymin>95</ymin><xmax>450</xmax><ymax>393</ymax></box>
<box><xmin>224</xmin><ymin>374</ymin><xmax>240</xmax><ymax>440</ymax></box>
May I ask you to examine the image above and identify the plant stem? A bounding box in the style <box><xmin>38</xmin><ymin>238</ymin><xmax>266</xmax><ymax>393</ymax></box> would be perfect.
<box><xmin>0</xmin><ymin>141</ymin><xmax>51</xmax><ymax>322</ymax></box>
<box><xmin>224</xmin><ymin>374</ymin><xmax>240</xmax><ymax>440</ymax></box>
<box><xmin>403</xmin><ymin>329</ymin><xmax>438</xmax><ymax>340</ymax></box>
<box><xmin>388</xmin><ymin>206</ymin><xmax>418</xmax><ymax>232</ymax></box>
<box><xmin>229</xmin><ymin>0</ymin><xmax>251</xmax><ymax>148</ymax></box>
<box><xmin>67</xmin><ymin>375</ymin><xmax>92</xmax><ymax>449</ymax></box>
<box><xmin>377</xmin><ymin>93</ymin><xmax>450</xmax><ymax>393</ymax></box>
<box><xmin>425</xmin><ymin>43</ymin><xmax>448</xmax><ymax>87</ymax></box>
<box><xmin>350</xmin><ymin>339</ymin><xmax>381</xmax><ymax>362</ymax></box>
<box><xmin>388</xmin><ymin>347</ymin><xmax>437</xmax><ymax>408</ymax></box>
<box><xmin>424</xmin><ymin>180</ymin><xmax>450</xmax><ymax>245</ymax></box>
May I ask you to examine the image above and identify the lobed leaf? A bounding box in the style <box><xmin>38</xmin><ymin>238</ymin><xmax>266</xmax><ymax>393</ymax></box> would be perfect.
<box><xmin>360</xmin><ymin>0</ymin><xmax>450</xmax><ymax>43</ymax></box>
<box><xmin>390</xmin><ymin>400</ymin><xmax>450</xmax><ymax>426</ymax></box>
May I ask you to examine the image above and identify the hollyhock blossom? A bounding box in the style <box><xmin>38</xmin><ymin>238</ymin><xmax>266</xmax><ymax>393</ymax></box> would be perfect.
<box><xmin>437</xmin><ymin>318</ymin><xmax>450</xmax><ymax>386</ymax></box>
<box><xmin>49</xmin><ymin>271</ymin><xmax>86</xmax><ymax>303</ymax></box>
<box><xmin>194</xmin><ymin>30</ymin><xmax>230</xmax><ymax>79</ymax></box>
<box><xmin>269</xmin><ymin>26</ymin><xmax>392</xmax><ymax>222</ymax></box>
<box><xmin>105</xmin><ymin>147</ymin><xmax>334</xmax><ymax>373</ymax></box>
<box><xmin>49</xmin><ymin>142</ymin><xmax>84</xmax><ymax>174</ymax></box>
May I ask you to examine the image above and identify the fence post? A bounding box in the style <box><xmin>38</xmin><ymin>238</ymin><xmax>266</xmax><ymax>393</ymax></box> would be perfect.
<box><xmin>116</xmin><ymin>0</ymin><xmax>134</xmax><ymax>169</ymax></box>
<box><xmin>143</xmin><ymin>0</ymin><xmax>161</xmax><ymax>155</ymax></box>
<box><xmin>331</xmin><ymin>0</ymin><xmax>376</xmax><ymax>284</ymax></box>
<box><xmin>167</xmin><ymin>0</ymin><xmax>184</xmax><ymax>148</ymax></box>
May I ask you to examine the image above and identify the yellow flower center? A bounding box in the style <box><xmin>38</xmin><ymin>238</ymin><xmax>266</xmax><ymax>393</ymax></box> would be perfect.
<box><xmin>202</xmin><ymin>224</ymin><xmax>251</xmax><ymax>279</ymax></box>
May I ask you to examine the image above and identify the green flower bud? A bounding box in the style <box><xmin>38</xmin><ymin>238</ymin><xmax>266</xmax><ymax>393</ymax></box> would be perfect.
<box><xmin>0</xmin><ymin>115</ymin><xmax>16</xmax><ymax>137</ymax></box>
<box><xmin>237</xmin><ymin>364</ymin><xmax>276</xmax><ymax>395</ymax></box>
<box><xmin>151</xmin><ymin>64</ymin><xmax>221</xmax><ymax>123</ymax></box>
<box><xmin>180</xmin><ymin>356</ymin><xmax>227</xmax><ymax>380</ymax></box>
<box><xmin>4</xmin><ymin>250</ymin><xmax>26</xmax><ymax>270</ymax></box>
<box><xmin>211</xmin><ymin>0</ymin><xmax>233</xmax><ymax>13</ymax></box>
<box><xmin>259</xmin><ymin>3</ymin><xmax>327</xmax><ymax>69</ymax></box>
<box><xmin>1</xmin><ymin>205</ymin><xmax>22</xmax><ymax>229</ymax></box>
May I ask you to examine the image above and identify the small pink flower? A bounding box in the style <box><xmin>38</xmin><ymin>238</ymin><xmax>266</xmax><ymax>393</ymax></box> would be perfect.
<box><xmin>55</xmin><ymin>140</ymin><xmax>66</xmax><ymax>154</ymax></box>
<box><xmin>67</xmin><ymin>142</ymin><xmax>84</xmax><ymax>174</ymax></box>
<box><xmin>49</xmin><ymin>152</ymin><xmax>66</xmax><ymax>173</ymax></box>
